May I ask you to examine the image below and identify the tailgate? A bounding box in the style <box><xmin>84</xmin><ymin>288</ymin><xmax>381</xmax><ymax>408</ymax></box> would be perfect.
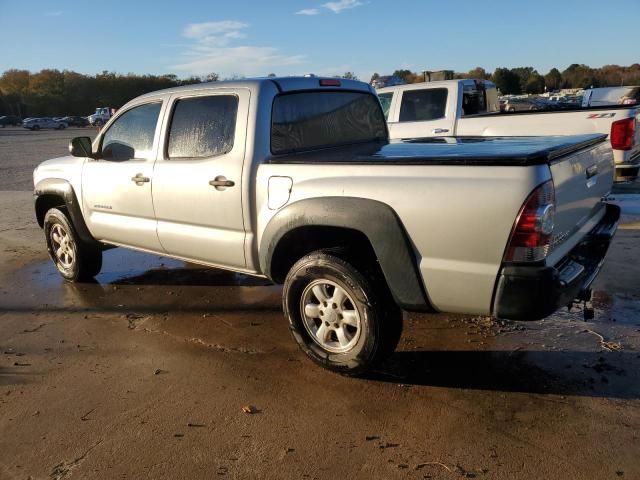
<box><xmin>548</xmin><ymin>139</ymin><xmax>614</xmax><ymax>258</ymax></box>
<box><xmin>632</xmin><ymin>107</ymin><xmax>640</xmax><ymax>161</ymax></box>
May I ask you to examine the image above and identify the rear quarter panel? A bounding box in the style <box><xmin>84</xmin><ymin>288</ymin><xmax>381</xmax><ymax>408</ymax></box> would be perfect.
<box><xmin>255</xmin><ymin>162</ymin><xmax>548</xmax><ymax>315</ymax></box>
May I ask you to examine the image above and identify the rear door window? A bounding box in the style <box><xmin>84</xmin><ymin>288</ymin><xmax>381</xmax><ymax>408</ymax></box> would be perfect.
<box><xmin>167</xmin><ymin>95</ymin><xmax>239</xmax><ymax>159</ymax></box>
<box><xmin>399</xmin><ymin>88</ymin><xmax>447</xmax><ymax>122</ymax></box>
<box><xmin>271</xmin><ymin>91</ymin><xmax>387</xmax><ymax>154</ymax></box>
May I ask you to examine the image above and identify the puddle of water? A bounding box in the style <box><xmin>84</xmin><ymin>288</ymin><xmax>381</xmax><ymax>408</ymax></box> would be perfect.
<box><xmin>605</xmin><ymin>193</ymin><xmax>640</xmax><ymax>225</ymax></box>
<box><xmin>1</xmin><ymin>248</ymin><xmax>280</xmax><ymax>312</ymax></box>
<box><xmin>546</xmin><ymin>289</ymin><xmax>640</xmax><ymax>326</ymax></box>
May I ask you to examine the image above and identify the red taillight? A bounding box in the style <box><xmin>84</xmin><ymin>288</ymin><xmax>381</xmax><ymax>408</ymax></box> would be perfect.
<box><xmin>504</xmin><ymin>181</ymin><xmax>555</xmax><ymax>263</ymax></box>
<box><xmin>319</xmin><ymin>79</ymin><xmax>341</xmax><ymax>87</ymax></box>
<box><xmin>610</xmin><ymin>118</ymin><xmax>635</xmax><ymax>150</ymax></box>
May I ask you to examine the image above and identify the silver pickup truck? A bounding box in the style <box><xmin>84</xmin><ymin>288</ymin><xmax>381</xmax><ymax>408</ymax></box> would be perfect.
<box><xmin>33</xmin><ymin>77</ymin><xmax>620</xmax><ymax>374</ymax></box>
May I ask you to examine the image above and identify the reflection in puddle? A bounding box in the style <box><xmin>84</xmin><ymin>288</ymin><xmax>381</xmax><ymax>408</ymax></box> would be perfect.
<box><xmin>3</xmin><ymin>248</ymin><xmax>280</xmax><ymax>312</ymax></box>
<box><xmin>549</xmin><ymin>289</ymin><xmax>640</xmax><ymax>326</ymax></box>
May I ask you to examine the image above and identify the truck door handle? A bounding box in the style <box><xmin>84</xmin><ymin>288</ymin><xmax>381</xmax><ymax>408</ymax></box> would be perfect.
<box><xmin>209</xmin><ymin>176</ymin><xmax>235</xmax><ymax>190</ymax></box>
<box><xmin>586</xmin><ymin>165</ymin><xmax>598</xmax><ymax>179</ymax></box>
<box><xmin>432</xmin><ymin>128</ymin><xmax>449</xmax><ymax>134</ymax></box>
<box><xmin>131</xmin><ymin>173</ymin><xmax>150</xmax><ymax>185</ymax></box>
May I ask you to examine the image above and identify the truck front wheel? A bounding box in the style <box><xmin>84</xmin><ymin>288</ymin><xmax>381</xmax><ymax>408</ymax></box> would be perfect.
<box><xmin>283</xmin><ymin>251</ymin><xmax>402</xmax><ymax>375</ymax></box>
<box><xmin>44</xmin><ymin>208</ymin><xmax>102</xmax><ymax>282</ymax></box>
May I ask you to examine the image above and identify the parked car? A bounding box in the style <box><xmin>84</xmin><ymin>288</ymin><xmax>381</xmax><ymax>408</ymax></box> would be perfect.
<box><xmin>60</xmin><ymin>116</ymin><xmax>90</xmax><ymax>127</ymax></box>
<box><xmin>378</xmin><ymin>79</ymin><xmax>640</xmax><ymax>181</ymax></box>
<box><xmin>23</xmin><ymin>117</ymin><xmax>67</xmax><ymax>130</ymax></box>
<box><xmin>33</xmin><ymin>77</ymin><xmax>619</xmax><ymax>374</ymax></box>
<box><xmin>0</xmin><ymin>115</ymin><xmax>23</xmax><ymax>127</ymax></box>
<box><xmin>502</xmin><ymin>97</ymin><xmax>540</xmax><ymax>112</ymax></box>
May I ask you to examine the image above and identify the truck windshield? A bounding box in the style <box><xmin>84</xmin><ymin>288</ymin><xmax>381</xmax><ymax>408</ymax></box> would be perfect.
<box><xmin>271</xmin><ymin>91</ymin><xmax>387</xmax><ymax>154</ymax></box>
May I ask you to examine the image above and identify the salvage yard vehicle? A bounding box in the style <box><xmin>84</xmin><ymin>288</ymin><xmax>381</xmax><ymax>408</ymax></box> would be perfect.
<box><xmin>0</xmin><ymin>115</ymin><xmax>23</xmax><ymax>127</ymax></box>
<box><xmin>87</xmin><ymin>107</ymin><xmax>114</xmax><ymax>127</ymax></box>
<box><xmin>378</xmin><ymin>79</ymin><xmax>640</xmax><ymax>180</ymax></box>
<box><xmin>33</xmin><ymin>77</ymin><xmax>620</xmax><ymax>374</ymax></box>
<box><xmin>59</xmin><ymin>116</ymin><xmax>90</xmax><ymax>127</ymax></box>
<box><xmin>501</xmin><ymin>97</ymin><xmax>540</xmax><ymax>112</ymax></box>
<box><xmin>23</xmin><ymin>117</ymin><xmax>67</xmax><ymax>130</ymax></box>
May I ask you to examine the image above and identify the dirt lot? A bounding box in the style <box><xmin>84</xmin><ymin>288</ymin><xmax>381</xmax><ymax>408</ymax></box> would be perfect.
<box><xmin>1</xmin><ymin>128</ymin><xmax>639</xmax><ymax>479</ymax></box>
<box><xmin>0</xmin><ymin>127</ymin><xmax>96</xmax><ymax>191</ymax></box>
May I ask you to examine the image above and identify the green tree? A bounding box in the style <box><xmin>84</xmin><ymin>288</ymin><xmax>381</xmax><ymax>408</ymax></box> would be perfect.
<box><xmin>466</xmin><ymin>67</ymin><xmax>490</xmax><ymax>80</ymax></box>
<box><xmin>392</xmin><ymin>69</ymin><xmax>418</xmax><ymax>83</ymax></box>
<box><xmin>341</xmin><ymin>71</ymin><xmax>358</xmax><ymax>80</ymax></box>
<box><xmin>544</xmin><ymin>68</ymin><xmax>562</xmax><ymax>91</ymax></box>
<box><xmin>0</xmin><ymin>69</ymin><xmax>30</xmax><ymax>116</ymax></box>
<box><xmin>492</xmin><ymin>68</ymin><xmax>521</xmax><ymax>94</ymax></box>
<box><xmin>524</xmin><ymin>74</ymin><xmax>545</xmax><ymax>94</ymax></box>
<box><xmin>561</xmin><ymin>64</ymin><xmax>598</xmax><ymax>89</ymax></box>
<box><xmin>511</xmin><ymin>67</ymin><xmax>538</xmax><ymax>92</ymax></box>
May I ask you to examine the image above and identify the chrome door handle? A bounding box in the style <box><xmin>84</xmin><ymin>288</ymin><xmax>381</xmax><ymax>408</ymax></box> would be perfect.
<box><xmin>209</xmin><ymin>176</ymin><xmax>235</xmax><ymax>190</ymax></box>
<box><xmin>131</xmin><ymin>173</ymin><xmax>150</xmax><ymax>185</ymax></box>
<box><xmin>432</xmin><ymin>128</ymin><xmax>449</xmax><ymax>134</ymax></box>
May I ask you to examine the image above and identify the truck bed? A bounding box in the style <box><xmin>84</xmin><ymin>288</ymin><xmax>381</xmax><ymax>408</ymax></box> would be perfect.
<box><xmin>266</xmin><ymin>134</ymin><xmax>608</xmax><ymax>166</ymax></box>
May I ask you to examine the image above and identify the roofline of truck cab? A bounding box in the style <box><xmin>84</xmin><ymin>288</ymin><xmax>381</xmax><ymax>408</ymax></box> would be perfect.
<box><xmin>132</xmin><ymin>76</ymin><xmax>374</xmax><ymax>102</ymax></box>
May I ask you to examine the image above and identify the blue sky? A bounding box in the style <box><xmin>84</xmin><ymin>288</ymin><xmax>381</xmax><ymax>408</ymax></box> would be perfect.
<box><xmin>0</xmin><ymin>0</ymin><xmax>638</xmax><ymax>81</ymax></box>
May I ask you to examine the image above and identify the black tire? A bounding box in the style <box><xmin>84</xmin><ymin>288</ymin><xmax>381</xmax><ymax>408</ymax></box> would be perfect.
<box><xmin>283</xmin><ymin>251</ymin><xmax>402</xmax><ymax>375</ymax></box>
<box><xmin>94</xmin><ymin>120</ymin><xmax>103</xmax><ymax>127</ymax></box>
<box><xmin>33</xmin><ymin>125</ymin><xmax>40</xmax><ymax>131</ymax></box>
<box><xmin>44</xmin><ymin>207</ymin><xmax>102</xmax><ymax>282</ymax></box>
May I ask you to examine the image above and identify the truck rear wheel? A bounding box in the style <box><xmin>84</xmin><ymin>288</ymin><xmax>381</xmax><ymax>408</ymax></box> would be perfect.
<box><xmin>283</xmin><ymin>251</ymin><xmax>402</xmax><ymax>375</ymax></box>
<box><xmin>44</xmin><ymin>208</ymin><xmax>102</xmax><ymax>282</ymax></box>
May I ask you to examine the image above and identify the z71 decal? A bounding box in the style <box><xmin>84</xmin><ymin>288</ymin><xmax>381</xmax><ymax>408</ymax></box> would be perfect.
<box><xmin>586</xmin><ymin>113</ymin><xmax>616</xmax><ymax>119</ymax></box>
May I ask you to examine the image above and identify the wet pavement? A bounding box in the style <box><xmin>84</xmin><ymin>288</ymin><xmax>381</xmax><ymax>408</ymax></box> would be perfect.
<box><xmin>2</xmin><ymin>129</ymin><xmax>640</xmax><ymax>478</ymax></box>
<box><xmin>1</xmin><ymin>193</ymin><xmax>639</xmax><ymax>478</ymax></box>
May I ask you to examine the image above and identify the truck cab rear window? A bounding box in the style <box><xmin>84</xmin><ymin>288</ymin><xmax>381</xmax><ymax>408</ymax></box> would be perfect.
<box><xmin>399</xmin><ymin>88</ymin><xmax>447</xmax><ymax>122</ymax></box>
<box><xmin>271</xmin><ymin>91</ymin><xmax>387</xmax><ymax>154</ymax></box>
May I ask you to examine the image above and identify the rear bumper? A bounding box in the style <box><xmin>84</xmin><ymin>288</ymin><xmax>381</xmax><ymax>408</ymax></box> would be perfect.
<box><xmin>492</xmin><ymin>203</ymin><xmax>620</xmax><ymax>321</ymax></box>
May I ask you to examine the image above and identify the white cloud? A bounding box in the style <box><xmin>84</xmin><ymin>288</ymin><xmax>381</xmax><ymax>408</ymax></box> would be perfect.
<box><xmin>172</xmin><ymin>21</ymin><xmax>306</xmax><ymax>77</ymax></box>
<box><xmin>322</xmin><ymin>0</ymin><xmax>362</xmax><ymax>13</ymax></box>
<box><xmin>296</xmin><ymin>8</ymin><xmax>320</xmax><ymax>15</ymax></box>
<box><xmin>183</xmin><ymin>21</ymin><xmax>248</xmax><ymax>39</ymax></box>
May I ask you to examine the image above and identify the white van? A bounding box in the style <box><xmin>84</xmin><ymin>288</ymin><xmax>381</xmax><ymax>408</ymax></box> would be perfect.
<box><xmin>582</xmin><ymin>86</ymin><xmax>640</xmax><ymax>107</ymax></box>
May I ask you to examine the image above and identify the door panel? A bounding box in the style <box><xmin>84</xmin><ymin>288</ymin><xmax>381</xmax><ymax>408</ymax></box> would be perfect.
<box><xmin>152</xmin><ymin>90</ymin><xmax>249</xmax><ymax>269</ymax></box>
<box><xmin>82</xmin><ymin>101</ymin><xmax>164</xmax><ymax>251</ymax></box>
<box><xmin>387</xmin><ymin>87</ymin><xmax>454</xmax><ymax>139</ymax></box>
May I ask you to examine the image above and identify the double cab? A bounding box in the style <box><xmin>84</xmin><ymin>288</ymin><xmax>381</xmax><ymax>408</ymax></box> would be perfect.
<box><xmin>33</xmin><ymin>77</ymin><xmax>619</xmax><ymax>374</ymax></box>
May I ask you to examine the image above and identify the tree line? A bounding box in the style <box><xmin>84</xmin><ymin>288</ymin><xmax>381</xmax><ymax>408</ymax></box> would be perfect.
<box><xmin>2</xmin><ymin>64</ymin><xmax>639</xmax><ymax>117</ymax></box>
<box><xmin>0</xmin><ymin>69</ymin><xmax>210</xmax><ymax>117</ymax></box>
<box><xmin>375</xmin><ymin>64</ymin><xmax>640</xmax><ymax>95</ymax></box>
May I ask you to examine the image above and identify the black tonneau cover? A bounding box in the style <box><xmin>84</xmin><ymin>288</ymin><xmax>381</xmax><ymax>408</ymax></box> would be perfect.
<box><xmin>266</xmin><ymin>134</ymin><xmax>607</xmax><ymax>166</ymax></box>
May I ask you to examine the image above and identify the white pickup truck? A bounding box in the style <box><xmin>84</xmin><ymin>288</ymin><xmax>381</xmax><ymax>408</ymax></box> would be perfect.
<box><xmin>87</xmin><ymin>107</ymin><xmax>115</xmax><ymax>127</ymax></box>
<box><xmin>378</xmin><ymin>79</ymin><xmax>640</xmax><ymax>180</ymax></box>
<box><xmin>33</xmin><ymin>77</ymin><xmax>619</xmax><ymax>374</ymax></box>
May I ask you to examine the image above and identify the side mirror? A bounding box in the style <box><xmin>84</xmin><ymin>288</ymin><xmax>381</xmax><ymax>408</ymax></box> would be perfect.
<box><xmin>69</xmin><ymin>136</ymin><xmax>93</xmax><ymax>158</ymax></box>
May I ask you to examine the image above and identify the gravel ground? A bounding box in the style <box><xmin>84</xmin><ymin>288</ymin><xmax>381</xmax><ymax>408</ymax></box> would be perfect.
<box><xmin>0</xmin><ymin>130</ymin><xmax>639</xmax><ymax>479</ymax></box>
<box><xmin>0</xmin><ymin>127</ymin><xmax>96</xmax><ymax>191</ymax></box>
